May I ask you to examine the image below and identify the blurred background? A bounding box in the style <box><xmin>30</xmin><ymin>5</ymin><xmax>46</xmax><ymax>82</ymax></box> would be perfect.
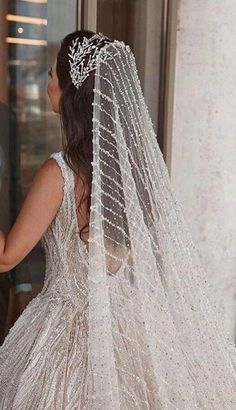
<box><xmin>0</xmin><ymin>0</ymin><xmax>235</xmax><ymax>345</ymax></box>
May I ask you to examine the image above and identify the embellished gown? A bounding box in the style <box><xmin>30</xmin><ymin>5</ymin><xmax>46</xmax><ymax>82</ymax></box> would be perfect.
<box><xmin>0</xmin><ymin>151</ymin><xmax>90</xmax><ymax>409</ymax></box>
<box><xmin>0</xmin><ymin>151</ymin><xmax>236</xmax><ymax>409</ymax></box>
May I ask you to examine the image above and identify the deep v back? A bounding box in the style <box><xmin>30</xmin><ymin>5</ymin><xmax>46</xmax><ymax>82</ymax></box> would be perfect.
<box><xmin>40</xmin><ymin>151</ymin><xmax>89</xmax><ymax>312</ymax></box>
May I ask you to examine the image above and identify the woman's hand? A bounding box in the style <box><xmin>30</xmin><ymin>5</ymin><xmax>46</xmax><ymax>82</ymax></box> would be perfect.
<box><xmin>0</xmin><ymin>157</ymin><xmax>64</xmax><ymax>273</ymax></box>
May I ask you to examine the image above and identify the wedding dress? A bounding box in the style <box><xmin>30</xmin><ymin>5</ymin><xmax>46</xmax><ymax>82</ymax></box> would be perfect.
<box><xmin>0</xmin><ymin>151</ymin><xmax>90</xmax><ymax>409</ymax></box>
<box><xmin>0</xmin><ymin>34</ymin><xmax>236</xmax><ymax>409</ymax></box>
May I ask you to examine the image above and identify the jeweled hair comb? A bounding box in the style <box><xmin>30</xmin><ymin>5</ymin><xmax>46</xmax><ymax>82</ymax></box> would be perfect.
<box><xmin>68</xmin><ymin>32</ymin><xmax>111</xmax><ymax>89</ymax></box>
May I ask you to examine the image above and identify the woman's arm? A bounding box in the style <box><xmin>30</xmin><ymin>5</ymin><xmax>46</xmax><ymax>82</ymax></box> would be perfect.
<box><xmin>0</xmin><ymin>229</ymin><xmax>5</xmax><ymax>258</ymax></box>
<box><xmin>0</xmin><ymin>158</ymin><xmax>64</xmax><ymax>273</ymax></box>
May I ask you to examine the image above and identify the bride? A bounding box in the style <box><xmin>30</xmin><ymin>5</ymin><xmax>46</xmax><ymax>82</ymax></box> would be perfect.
<box><xmin>0</xmin><ymin>30</ymin><xmax>235</xmax><ymax>409</ymax></box>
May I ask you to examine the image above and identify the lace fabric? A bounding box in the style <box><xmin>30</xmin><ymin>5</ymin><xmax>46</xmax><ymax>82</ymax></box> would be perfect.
<box><xmin>0</xmin><ymin>152</ymin><xmax>90</xmax><ymax>409</ymax></box>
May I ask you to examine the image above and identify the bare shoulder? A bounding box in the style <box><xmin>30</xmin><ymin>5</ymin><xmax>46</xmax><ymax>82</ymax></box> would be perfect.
<box><xmin>0</xmin><ymin>155</ymin><xmax>66</xmax><ymax>272</ymax></box>
<box><xmin>24</xmin><ymin>156</ymin><xmax>65</xmax><ymax>211</ymax></box>
<box><xmin>34</xmin><ymin>156</ymin><xmax>62</xmax><ymax>177</ymax></box>
<box><xmin>31</xmin><ymin>156</ymin><xmax>64</xmax><ymax>190</ymax></box>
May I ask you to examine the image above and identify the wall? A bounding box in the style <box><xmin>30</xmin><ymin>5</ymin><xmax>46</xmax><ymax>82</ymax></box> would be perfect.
<box><xmin>171</xmin><ymin>0</ymin><xmax>236</xmax><ymax>338</ymax></box>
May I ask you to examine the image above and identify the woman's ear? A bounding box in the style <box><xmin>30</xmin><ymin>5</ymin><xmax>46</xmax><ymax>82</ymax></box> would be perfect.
<box><xmin>47</xmin><ymin>60</ymin><xmax>61</xmax><ymax>113</ymax></box>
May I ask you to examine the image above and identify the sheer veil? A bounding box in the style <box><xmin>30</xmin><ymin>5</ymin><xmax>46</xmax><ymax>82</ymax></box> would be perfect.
<box><xmin>83</xmin><ymin>39</ymin><xmax>236</xmax><ymax>408</ymax></box>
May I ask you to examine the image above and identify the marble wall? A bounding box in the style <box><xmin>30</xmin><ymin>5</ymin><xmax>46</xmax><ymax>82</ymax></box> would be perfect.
<box><xmin>171</xmin><ymin>0</ymin><xmax>236</xmax><ymax>338</ymax></box>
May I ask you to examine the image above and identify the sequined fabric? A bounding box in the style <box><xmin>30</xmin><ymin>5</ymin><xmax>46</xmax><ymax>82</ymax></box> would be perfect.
<box><xmin>1</xmin><ymin>38</ymin><xmax>236</xmax><ymax>410</ymax></box>
<box><xmin>85</xmin><ymin>40</ymin><xmax>236</xmax><ymax>409</ymax></box>
<box><xmin>0</xmin><ymin>151</ymin><xmax>90</xmax><ymax>409</ymax></box>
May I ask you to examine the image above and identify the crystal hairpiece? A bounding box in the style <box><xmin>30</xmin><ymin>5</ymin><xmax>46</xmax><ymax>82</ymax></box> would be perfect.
<box><xmin>68</xmin><ymin>32</ymin><xmax>111</xmax><ymax>89</ymax></box>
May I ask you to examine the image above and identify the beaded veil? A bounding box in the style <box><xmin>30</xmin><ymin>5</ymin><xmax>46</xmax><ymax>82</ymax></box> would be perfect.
<box><xmin>73</xmin><ymin>36</ymin><xmax>236</xmax><ymax>408</ymax></box>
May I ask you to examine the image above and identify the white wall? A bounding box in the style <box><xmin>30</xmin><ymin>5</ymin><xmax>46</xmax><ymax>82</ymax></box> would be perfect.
<box><xmin>171</xmin><ymin>0</ymin><xmax>236</xmax><ymax>338</ymax></box>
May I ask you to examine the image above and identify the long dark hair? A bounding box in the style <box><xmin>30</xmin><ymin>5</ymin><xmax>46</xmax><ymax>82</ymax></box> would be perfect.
<box><xmin>56</xmin><ymin>30</ymin><xmax>112</xmax><ymax>241</ymax></box>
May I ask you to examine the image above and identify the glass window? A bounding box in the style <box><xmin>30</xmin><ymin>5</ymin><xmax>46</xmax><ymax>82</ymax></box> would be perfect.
<box><xmin>0</xmin><ymin>0</ymin><xmax>78</xmax><ymax>329</ymax></box>
<box><xmin>97</xmin><ymin>0</ymin><xmax>166</xmax><ymax>140</ymax></box>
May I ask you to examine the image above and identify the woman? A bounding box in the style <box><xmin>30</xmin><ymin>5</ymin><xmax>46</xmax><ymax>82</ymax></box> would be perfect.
<box><xmin>0</xmin><ymin>30</ymin><xmax>235</xmax><ymax>409</ymax></box>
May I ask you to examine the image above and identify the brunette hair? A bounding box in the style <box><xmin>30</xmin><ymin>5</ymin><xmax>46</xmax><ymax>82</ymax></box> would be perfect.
<box><xmin>56</xmin><ymin>30</ymin><xmax>112</xmax><ymax>241</ymax></box>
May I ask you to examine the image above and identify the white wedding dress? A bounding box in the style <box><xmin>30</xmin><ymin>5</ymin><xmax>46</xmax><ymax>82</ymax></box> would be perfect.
<box><xmin>1</xmin><ymin>37</ymin><xmax>236</xmax><ymax>409</ymax></box>
<box><xmin>0</xmin><ymin>150</ymin><xmax>236</xmax><ymax>410</ymax></box>
<box><xmin>0</xmin><ymin>151</ymin><xmax>90</xmax><ymax>409</ymax></box>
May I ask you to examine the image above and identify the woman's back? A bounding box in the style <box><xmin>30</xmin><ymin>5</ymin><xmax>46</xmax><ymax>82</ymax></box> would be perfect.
<box><xmin>0</xmin><ymin>151</ymin><xmax>90</xmax><ymax>409</ymax></box>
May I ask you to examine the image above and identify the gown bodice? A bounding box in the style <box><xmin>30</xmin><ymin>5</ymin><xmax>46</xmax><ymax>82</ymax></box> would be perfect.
<box><xmin>40</xmin><ymin>151</ymin><xmax>89</xmax><ymax>313</ymax></box>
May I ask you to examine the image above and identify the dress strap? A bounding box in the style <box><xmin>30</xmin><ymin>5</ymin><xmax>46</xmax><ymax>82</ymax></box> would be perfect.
<box><xmin>49</xmin><ymin>151</ymin><xmax>75</xmax><ymax>193</ymax></box>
